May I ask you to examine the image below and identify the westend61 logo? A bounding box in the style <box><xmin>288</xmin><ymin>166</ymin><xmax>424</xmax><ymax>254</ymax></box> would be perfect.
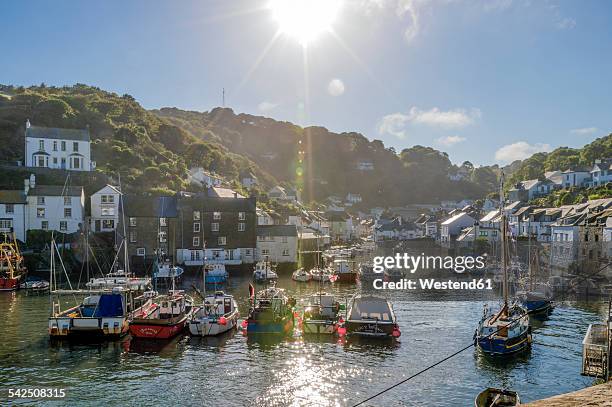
<box><xmin>371</xmin><ymin>253</ymin><xmax>493</xmax><ymax>291</ymax></box>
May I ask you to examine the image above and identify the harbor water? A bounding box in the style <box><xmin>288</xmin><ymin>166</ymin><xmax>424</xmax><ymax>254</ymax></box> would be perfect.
<box><xmin>0</xmin><ymin>274</ymin><xmax>607</xmax><ymax>406</ymax></box>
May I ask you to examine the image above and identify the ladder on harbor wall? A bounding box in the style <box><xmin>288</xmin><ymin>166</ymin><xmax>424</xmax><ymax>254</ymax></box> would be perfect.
<box><xmin>582</xmin><ymin>300</ymin><xmax>612</xmax><ymax>380</ymax></box>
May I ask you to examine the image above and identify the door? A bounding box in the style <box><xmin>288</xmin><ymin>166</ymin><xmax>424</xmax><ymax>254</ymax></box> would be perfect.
<box><xmin>95</xmin><ymin>220</ymin><xmax>101</xmax><ymax>232</ymax></box>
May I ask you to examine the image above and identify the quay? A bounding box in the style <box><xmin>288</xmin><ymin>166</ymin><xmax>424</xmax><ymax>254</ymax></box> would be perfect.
<box><xmin>523</xmin><ymin>381</ymin><xmax>612</xmax><ymax>406</ymax></box>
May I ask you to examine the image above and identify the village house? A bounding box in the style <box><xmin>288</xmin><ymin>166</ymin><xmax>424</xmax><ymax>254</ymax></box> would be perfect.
<box><xmin>240</xmin><ymin>169</ymin><xmax>258</xmax><ymax>189</ymax></box>
<box><xmin>0</xmin><ymin>190</ymin><xmax>27</xmax><ymax>242</ymax></box>
<box><xmin>25</xmin><ymin>178</ymin><xmax>85</xmax><ymax>235</ymax></box>
<box><xmin>508</xmin><ymin>179</ymin><xmax>557</xmax><ymax>202</ymax></box>
<box><xmin>508</xmin><ymin>206</ymin><xmax>533</xmax><ymax>237</ymax></box>
<box><xmin>522</xmin><ymin>208</ymin><xmax>563</xmax><ymax>242</ymax></box>
<box><xmin>545</xmin><ymin>170</ymin><xmax>564</xmax><ymax>185</ymax></box>
<box><xmin>561</xmin><ymin>167</ymin><xmax>591</xmax><ymax>188</ymax></box>
<box><xmin>590</xmin><ymin>159</ymin><xmax>612</xmax><ymax>187</ymax></box>
<box><xmin>326</xmin><ymin>210</ymin><xmax>353</xmax><ymax>242</ymax></box>
<box><xmin>440</xmin><ymin>212</ymin><xmax>476</xmax><ymax>247</ymax></box>
<box><xmin>256</xmin><ymin>224</ymin><xmax>298</xmax><ymax>264</ymax></box>
<box><xmin>25</xmin><ymin>120</ymin><xmax>94</xmax><ymax>171</ymax></box>
<box><xmin>90</xmin><ymin>185</ymin><xmax>121</xmax><ymax>232</ymax></box>
<box><xmin>187</xmin><ymin>167</ymin><xmax>223</xmax><ymax>188</ymax></box>
<box><xmin>374</xmin><ymin>217</ymin><xmax>418</xmax><ymax>242</ymax></box>
<box><xmin>414</xmin><ymin>214</ymin><xmax>438</xmax><ymax>238</ymax></box>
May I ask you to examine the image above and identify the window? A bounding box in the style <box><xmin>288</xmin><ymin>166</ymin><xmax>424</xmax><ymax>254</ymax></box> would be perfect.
<box><xmin>59</xmin><ymin>221</ymin><xmax>67</xmax><ymax>231</ymax></box>
<box><xmin>190</xmin><ymin>250</ymin><xmax>201</xmax><ymax>261</ymax></box>
<box><xmin>159</xmin><ymin>231</ymin><xmax>167</xmax><ymax>243</ymax></box>
<box><xmin>37</xmin><ymin>208</ymin><xmax>45</xmax><ymax>218</ymax></box>
<box><xmin>193</xmin><ymin>222</ymin><xmax>201</xmax><ymax>232</ymax></box>
<box><xmin>211</xmin><ymin>223</ymin><xmax>219</xmax><ymax>232</ymax></box>
<box><xmin>0</xmin><ymin>219</ymin><xmax>12</xmax><ymax>230</ymax></box>
<box><xmin>37</xmin><ymin>197</ymin><xmax>45</xmax><ymax>205</ymax></box>
<box><xmin>64</xmin><ymin>196</ymin><xmax>72</xmax><ymax>206</ymax></box>
<box><xmin>53</xmin><ymin>157</ymin><xmax>58</xmax><ymax>165</ymax></box>
<box><xmin>102</xmin><ymin>219</ymin><xmax>114</xmax><ymax>229</ymax></box>
<box><xmin>71</xmin><ymin>157</ymin><xmax>80</xmax><ymax>169</ymax></box>
<box><xmin>39</xmin><ymin>140</ymin><xmax>44</xmax><ymax>151</ymax></box>
<box><xmin>64</xmin><ymin>208</ymin><xmax>72</xmax><ymax>218</ymax></box>
<box><xmin>245</xmin><ymin>249</ymin><xmax>252</xmax><ymax>256</ymax></box>
<box><xmin>129</xmin><ymin>217</ymin><xmax>137</xmax><ymax>227</ymax></box>
<box><xmin>193</xmin><ymin>211</ymin><xmax>201</xmax><ymax>221</ymax></box>
<box><xmin>136</xmin><ymin>248</ymin><xmax>146</xmax><ymax>256</ymax></box>
<box><xmin>193</xmin><ymin>236</ymin><xmax>200</xmax><ymax>247</ymax></box>
<box><xmin>53</xmin><ymin>141</ymin><xmax>57</xmax><ymax>151</ymax></box>
<box><xmin>41</xmin><ymin>221</ymin><xmax>48</xmax><ymax>230</ymax></box>
<box><xmin>101</xmin><ymin>207</ymin><xmax>115</xmax><ymax>216</ymax></box>
<box><xmin>5</xmin><ymin>204</ymin><xmax>14</xmax><ymax>214</ymax></box>
<box><xmin>61</xmin><ymin>141</ymin><xmax>66</xmax><ymax>151</ymax></box>
<box><xmin>129</xmin><ymin>230</ymin><xmax>137</xmax><ymax>243</ymax></box>
<box><xmin>238</xmin><ymin>212</ymin><xmax>245</xmax><ymax>220</ymax></box>
<box><xmin>218</xmin><ymin>236</ymin><xmax>226</xmax><ymax>245</ymax></box>
<box><xmin>261</xmin><ymin>249</ymin><xmax>270</xmax><ymax>256</ymax></box>
<box><xmin>101</xmin><ymin>195</ymin><xmax>115</xmax><ymax>203</ymax></box>
<box><xmin>160</xmin><ymin>217</ymin><xmax>167</xmax><ymax>227</ymax></box>
<box><xmin>282</xmin><ymin>249</ymin><xmax>289</xmax><ymax>256</ymax></box>
<box><xmin>73</xmin><ymin>142</ymin><xmax>79</xmax><ymax>152</ymax></box>
<box><xmin>213</xmin><ymin>211</ymin><xmax>221</xmax><ymax>220</ymax></box>
<box><xmin>238</xmin><ymin>223</ymin><xmax>245</xmax><ymax>232</ymax></box>
<box><xmin>281</xmin><ymin>236</ymin><xmax>288</xmax><ymax>243</ymax></box>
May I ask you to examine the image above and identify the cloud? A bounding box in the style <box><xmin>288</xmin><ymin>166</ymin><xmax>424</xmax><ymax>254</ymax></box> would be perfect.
<box><xmin>378</xmin><ymin>113</ymin><xmax>412</xmax><ymax>139</ymax></box>
<box><xmin>327</xmin><ymin>79</ymin><xmax>345</xmax><ymax>96</ymax></box>
<box><xmin>258</xmin><ymin>101</ymin><xmax>278</xmax><ymax>112</ymax></box>
<box><xmin>570</xmin><ymin>127</ymin><xmax>597</xmax><ymax>135</ymax></box>
<box><xmin>408</xmin><ymin>107</ymin><xmax>481</xmax><ymax>128</ymax></box>
<box><xmin>556</xmin><ymin>17</ymin><xmax>576</xmax><ymax>29</ymax></box>
<box><xmin>436</xmin><ymin>135</ymin><xmax>467</xmax><ymax>147</ymax></box>
<box><xmin>495</xmin><ymin>141</ymin><xmax>553</xmax><ymax>163</ymax></box>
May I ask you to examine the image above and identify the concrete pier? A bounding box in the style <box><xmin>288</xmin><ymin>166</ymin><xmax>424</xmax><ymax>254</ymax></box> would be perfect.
<box><xmin>523</xmin><ymin>382</ymin><xmax>612</xmax><ymax>406</ymax></box>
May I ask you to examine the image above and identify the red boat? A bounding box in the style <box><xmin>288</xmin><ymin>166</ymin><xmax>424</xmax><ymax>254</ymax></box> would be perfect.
<box><xmin>0</xmin><ymin>234</ymin><xmax>26</xmax><ymax>291</ymax></box>
<box><xmin>330</xmin><ymin>259</ymin><xmax>358</xmax><ymax>283</ymax></box>
<box><xmin>129</xmin><ymin>291</ymin><xmax>193</xmax><ymax>339</ymax></box>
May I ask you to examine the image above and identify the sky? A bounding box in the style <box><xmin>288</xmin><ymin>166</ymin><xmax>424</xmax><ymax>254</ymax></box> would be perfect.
<box><xmin>1</xmin><ymin>0</ymin><xmax>611</xmax><ymax>166</ymax></box>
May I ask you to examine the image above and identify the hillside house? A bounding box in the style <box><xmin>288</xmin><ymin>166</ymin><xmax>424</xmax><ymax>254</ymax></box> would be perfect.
<box><xmin>25</xmin><ymin>121</ymin><xmax>94</xmax><ymax>171</ymax></box>
<box><xmin>256</xmin><ymin>225</ymin><xmax>298</xmax><ymax>263</ymax></box>
<box><xmin>90</xmin><ymin>185</ymin><xmax>121</xmax><ymax>232</ymax></box>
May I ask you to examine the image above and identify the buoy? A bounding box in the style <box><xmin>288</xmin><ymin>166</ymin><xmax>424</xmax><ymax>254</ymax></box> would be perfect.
<box><xmin>337</xmin><ymin>326</ymin><xmax>347</xmax><ymax>337</ymax></box>
<box><xmin>219</xmin><ymin>316</ymin><xmax>227</xmax><ymax>326</ymax></box>
<box><xmin>241</xmin><ymin>319</ymin><xmax>248</xmax><ymax>329</ymax></box>
<box><xmin>392</xmin><ymin>326</ymin><xmax>401</xmax><ymax>337</ymax></box>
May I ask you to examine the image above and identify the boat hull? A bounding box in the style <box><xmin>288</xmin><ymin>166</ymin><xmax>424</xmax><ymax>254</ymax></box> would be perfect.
<box><xmin>189</xmin><ymin>313</ymin><xmax>238</xmax><ymax>336</ymax></box>
<box><xmin>48</xmin><ymin>316</ymin><xmax>129</xmax><ymax>339</ymax></box>
<box><xmin>130</xmin><ymin>316</ymin><xmax>188</xmax><ymax>339</ymax></box>
<box><xmin>0</xmin><ymin>277</ymin><xmax>20</xmax><ymax>291</ymax></box>
<box><xmin>247</xmin><ymin>318</ymin><xmax>293</xmax><ymax>335</ymax></box>
<box><xmin>302</xmin><ymin>320</ymin><xmax>336</xmax><ymax>335</ymax></box>
<box><xmin>521</xmin><ymin>299</ymin><xmax>552</xmax><ymax>315</ymax></box>
<box><xmin>205</xmin><ymin>276</ymin><xmax>227</xmax><ymax>284</ymax></box>
<box><xmin>345</xmin><ymin>321</ymin><xmax>395</xmax><ymax>337</ymax></box>
<box><xmin>476</xmin><ymin>330</ymin><xmax>531</xmax><ymax>356</ymax></box>
<box><xmin>334</xmin><ymin>273</ymin><xmax>358</xmax><ymax>283</ymax></box>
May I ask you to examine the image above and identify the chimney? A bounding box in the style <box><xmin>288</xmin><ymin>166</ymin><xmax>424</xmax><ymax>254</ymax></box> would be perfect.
<box><xmin>24</xmin><ymin>178</ymin><xmax>30</xmax><ymax>195</ymax></box>
<box><xmin>26</xmin><ymin>119</ymin><xmax>31</xmax><ymax>129</ymax></box>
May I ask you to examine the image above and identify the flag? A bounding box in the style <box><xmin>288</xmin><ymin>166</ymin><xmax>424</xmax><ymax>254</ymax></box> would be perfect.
<box><xmin>249</xmin><ymin>283</ymin><xmax>255</xmax><ymax>298</ymax></box>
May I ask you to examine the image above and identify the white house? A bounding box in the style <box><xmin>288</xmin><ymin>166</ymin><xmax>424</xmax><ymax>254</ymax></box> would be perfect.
<box><xmin>188</xmin><ymin>167</ymin><xmax>223</xmax><ymax>188</ymax></box>
<box><xmin>25</xmin><ymin>121</ymin><xmax>94</xmax><ymax>171</ymax></box>
<box><xmin>90</xmin><ymin>185</ymin><xmax>121</xmax><ymax>232</ymax></box>
<box><xmin>590</xmin><ymin>159</ymin><xmax>612</xmax><ymax>187</ymax></box>
<box><xmin>240</xmin><ymin>170</ymin><xmax>258</xmax><ymax>189</ymax></box>
<box><xmin>374</xmin><ymin>217</ymin><xmax>418</xmax><ymax>241</ymax></box>
<box><xmin>561</xmin><ymin>167</ymin><xmax>591</xmax><ymax>188</ymax></box>
<box><xmin>508</xmin><ymin>179</ymin><xmax>556</xmax><ymax>202</ymax></box>
<box><xmin>545</xmin><ymin>170</ymin><xmax>564</xmax><ymax>185</ymax></box>
<box><xmin>440</xmin><ymin>212</ymin><xmax>476</xmax><ymax>245</ymax></box>
<box><xmin>256</xmin><ymin>225</ymin><xmax>298</xmax><ymax>263</ymax></box>
<box><xmin>25</xmin><ymin>176</ymin><xmax>84</xmax><ymax>235</ymax></box>
<box><xmin>0</xmin><ymin>190</ymin><xmax>27</xmax><ymax>242</ymax></box>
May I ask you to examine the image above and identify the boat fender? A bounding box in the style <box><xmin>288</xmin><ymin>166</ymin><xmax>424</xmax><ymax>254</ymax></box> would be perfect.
<box><xmin>219</xmin><ymin>316</ymin><xmax>227</xmax><ymax>326</ymax></box>
<box><xmin>392</xmin><ymin>325</ymin><xmax>401</xmax><ymax>338</ymax></box>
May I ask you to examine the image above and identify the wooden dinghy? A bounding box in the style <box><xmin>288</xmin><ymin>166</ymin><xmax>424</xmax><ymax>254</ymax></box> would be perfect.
<box><xmin>475</xmin><ymin>388</ymin><xmax>520</xmax><ymax>407</ymax></box>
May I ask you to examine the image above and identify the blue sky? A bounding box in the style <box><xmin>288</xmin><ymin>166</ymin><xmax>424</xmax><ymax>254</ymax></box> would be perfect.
<box><xmin>1</xmin><ymin>0</ymin><xmax>611</xmax><ymax>166</ymax></box>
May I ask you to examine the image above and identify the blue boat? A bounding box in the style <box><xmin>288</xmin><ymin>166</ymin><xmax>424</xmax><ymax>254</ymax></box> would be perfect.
<box><xmin>204</xmin><ymin>264</ymin><xmax>228</xmax><ymax>284</ymax></box>
<box><xmin>517</xmin><ymin>248</ymin><xmax>553</xmax><ymax>315</ymax></box>
<box><xmin>246</xmin><ymin>286</ymin><xmax>295</xmax><ymax>335</ymax></box>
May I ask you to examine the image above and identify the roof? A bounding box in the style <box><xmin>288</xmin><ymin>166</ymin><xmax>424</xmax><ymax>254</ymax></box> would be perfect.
<box><xmin>208</xmin><ymin>187</ymin><xmax>245</xmax><ymax>199</ymax></box>
<box><xmin>512</xmin><ymin>206</ymin><xmax>533</xmax><ymax>217</ymax></box>
<box><xmin>0</xmin><ymin>190</ymin><xmax>26</xmax><ymax>204</ymax></box>
<box><xmin>441</xmin><ymin>212</ymin><xmax>474</xmax><ymax>225</ymax></box>
<box><xmin>592</xmin><ymin>159</ymin><xmax>612</xmax><ymax>172</ymax></box>
<box><xmin>480</xmin><ymin>209</ymin><xmax>501</xmax><ymax>223</ymax></box>
<box><xmin>257</xmin><ymin>224</ymin><xmax>298</xmax><ymax>237</ymax></box>
<box><xmin>93</xmin><ymin>185</ymin><xmax>121</xmax><ymax>195</ymax></box>
<box><xmin>562</xmin><ymin>166</ymin><xmax>591</xmax><ymax>173</ymax></box>
<box><xmin>122</xmin><ymin>195</ymin><xmax>178</xmax><ymax>217</ymax></box>
<box><xmin>177</xmin><ymin>193</ymin><xmax>256</xmax><ymax>212</ymax></box>
<box><xmin>28</xmin><ymin>185</ymin><xmax>83</xmax><ymax>197</ymax></box>
<box><xmin>26</xmin><ymin>125</ymin><xmax>90</xmax><ymax>142</ymax></box>
<box><xmin>504</xmin><ymin>201</ymin><xmax>523</xmax><ymax>212</ymax></box>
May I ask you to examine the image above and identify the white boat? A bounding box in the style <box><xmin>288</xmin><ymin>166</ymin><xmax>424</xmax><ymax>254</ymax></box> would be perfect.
<box><xmin>86</xmin><ymin>269</ymin><xmax>151</xmax><ymax>291</ymax></box>
<box><xmin>344</xmin><ymin>294</ymin><xmax>401</xmax><ymax>338</ymax></box>
<box><xmin>310</xmin><ymin>267</ymin><xmax>333</xmax><ymax>282</ymax></box>
<box><xmin>154</xmin><ymin>261</ymin><xmax>184</xmax><ymax>279</ymax></box>
<box><xmin>302</xmin><ymin>293</ymin><xmax>341</xmax><ymax>335</ymax></box>
<box><xmin>292</xmin><ymin>268</ymin><xmax>312</xmax><ymax>282</ymax></box>
<box><xmin>205</xmin><ymin>264</ymin><xmax>228</xmax><ymax>284</ymax></box>
<box><xmin>189</xmin><ymin>291</ymin><xmax>239</xmax><ymax>336</ymax></box>
<box><xmin>253</xmin><ymin>261</ymin><xmax>278</xmax><ymax>282</ymax></box>
<box><xmin>20</xmin><ymin>277</ymin><xmax>50</xmax><ymax>291</ymax></box>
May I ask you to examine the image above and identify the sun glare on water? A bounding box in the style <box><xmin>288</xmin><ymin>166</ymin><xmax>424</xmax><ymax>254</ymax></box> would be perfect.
<box><xmin>269</xmin><ymin>0</ymin><xmax>342</xmax><ymax>45</ymax></box>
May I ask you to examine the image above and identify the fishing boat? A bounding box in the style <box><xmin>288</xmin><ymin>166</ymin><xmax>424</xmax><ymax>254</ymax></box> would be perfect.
<box><xmin>343</xmin><ymin>294</ymin><xmax>401</xmax><ymax>338</ymax></box>
<box><xmin>475</xmin><ymin>388</ymin><xmax>520</xmax><ymax>407</ymax></box>
<box><xmin>49</xmin><ymin>287</ymin><xmax>131</xmax><ymax>339</ymax></box>
<box><xmin>310</xmin><ymin>267</ymin><xmax>333</xmax><ymax>282</ymax></box>
<box><xmin>246</xmin><ymin>286</ymin><xmax>295</xmax><ymax>335</ymax></box>
<box><xmin>129</xmin><ymin>290</ymin><xmax>194</xmax><ymax>339</ymax></box>
<box><xmin>517</xmin><ymin>246</ymin><xmax>553</xmax><ymax>315</ymax></box>
<box><xmin>205</xmin><ymin>264</ymin><xmax>229</xmax><ymax>284</ymax></box>
<box><xmin>0</xmin><ymin>233</ymin><xmax>26</xmax><ymax>291</ymax></box>
<box><xmin>20</xmin><ymin>276</ymin><xmax>50</xmax><ymax>292</ymax></box>
<box><xmin>253</xmin><ymin>260</ymin><xmax>278</xmax><ymax>282</ymax></box>
<box><xmin>153</xmin><ymin>259</ymin><xmax>185</xmax><ymax>280</ymax></box>
<box><xmin>292</xmin><ymin>268</ymin><xmax>312</xmax><ymax>282</ymax></box>
<box><xmin>358</xmin><ymin>262</ymin><xmax>378</xmax><ymax>281</ymax></box>
<box><xmin>188</xmin><ymin>291</ymin><xmax>239</xmax><ymax>336</ymax></box>
<box><xmin>475</xmin><ymin>176</ymin><xmax>532</xmax><ymax>357</ymax></box>
<box><xmin>86</xmin><ymin>268</ymin><xmax>151</xmax><ymax>291</ymax></box>
<box><xmin>302</xmin><ymin>293</ymin><xmax>341</xmax><ymax>335</ymax></box>
<box><xmin>330</xmin><ymin>259</ymin><xmax>358</xmax><ymax>283</ymax></box>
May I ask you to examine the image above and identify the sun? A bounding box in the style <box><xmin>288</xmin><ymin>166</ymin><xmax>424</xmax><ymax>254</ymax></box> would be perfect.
<box><xmin>269</xmin><ymin>0</ymin><xmax>341</xmax><ymax>46</ymax></box>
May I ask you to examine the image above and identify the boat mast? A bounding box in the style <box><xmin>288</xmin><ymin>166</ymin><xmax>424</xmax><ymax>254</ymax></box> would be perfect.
<box><xmin>500</xmin><ymin>173</ymin><xmax>509</xmax><ymax>313</ymax></box>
